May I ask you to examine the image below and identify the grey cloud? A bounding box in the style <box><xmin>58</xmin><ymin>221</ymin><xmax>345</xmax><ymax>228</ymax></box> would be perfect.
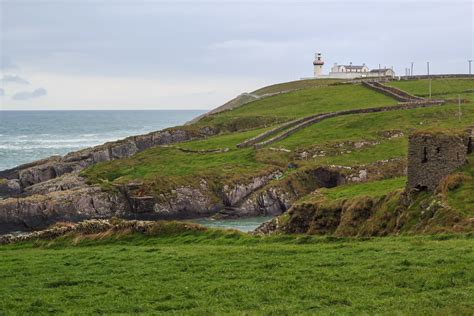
<box><xmin>0</xmin><ymin>88</ymin><xmax>4</xmax><ymax>96</ymax></box>
<box><xmin>0</xmin><ymin>74</ymin><xmax>30</xmax><ymax>85</ymax></box>
<box><xmin>12</xmin><ymin>88</ymin><xmax>47</xmax><ymax>100</ymax></box>
<box><xmin>2</xmin><ymin>1</ymin><xmax>472</xmax><ymax>79</ymax></box>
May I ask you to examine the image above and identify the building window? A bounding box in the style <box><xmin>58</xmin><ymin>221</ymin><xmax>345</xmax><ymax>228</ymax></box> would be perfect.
<box><xmin>421</xmin><ymin>147</ymin><xmax>428</xmax><ymax>163</ymax></box>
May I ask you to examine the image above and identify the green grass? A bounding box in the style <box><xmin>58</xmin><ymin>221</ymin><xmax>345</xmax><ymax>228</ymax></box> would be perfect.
<box><xmin>83</xmin><ymin>147</ymin><xmax>275</xmax><ymax>191</ymax></box>
<box><xmin>269</xmin><ymin>104</ymin><xmax>474</xmax><ymax>165</ymax></box>
<box><xmin>387</xmin><ymin>78</ymin><xmax>473</xmax><ymax>99</ymax></box>
<box><xmin>1</xmin><ymin>233</ymin><xmax>473</xmax><ymax>314</ymax></box>
<box><xmin>315</xmin><ymin>177</ymin><xmax>406</xmax><ymax>202</ymax></box>
<box><xmin>178</xmin><ymin>126</ymin><xmax>270</xmax><ymax>150</ymax></box>
<box><xmin>200</xmin><ymin>84</ymin><xmax>398</xmax><ymax>128</ymax></box>
<box><xmin>446</xmin><ymin>155</ymin><xmax>474</xmax><ymax>214</ymax></box>
<box><xmin>251</xmin><ymin>78</ymin><xmax>341</xmax><ymax>95</ymax></box>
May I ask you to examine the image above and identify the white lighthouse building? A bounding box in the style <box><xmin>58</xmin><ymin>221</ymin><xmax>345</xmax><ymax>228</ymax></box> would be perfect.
<box><xmin>308</xmin><ymin>52</ymin><xmax>396</xmax><ymax>79</ymax></box>
<box><xmin>313</xmin><ymin>52</ymin><xmax>324</xmax><ymax>77</ymax></box>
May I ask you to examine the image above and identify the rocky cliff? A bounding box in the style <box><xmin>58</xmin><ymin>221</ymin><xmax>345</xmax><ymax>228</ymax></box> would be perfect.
<box><xmin>255</xmin><ymin>131</ymin><xmax>473</xmax><ymax>236</ymax></box>
<box><xmin>0</xmin><ymin>126</ymin><xmax>217</xmax><ymax>198</ymax></box>
<box><xmin>0</xmin><ymin>169</ymin><xmax>286</xmax><ymax>233</ymax></box>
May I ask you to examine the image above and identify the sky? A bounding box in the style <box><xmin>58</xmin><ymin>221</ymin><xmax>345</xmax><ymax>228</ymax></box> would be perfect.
<box><xmin>0</xmin><ymin>0</ymin><xmax>473</xmax><ymax>110</ymax></box>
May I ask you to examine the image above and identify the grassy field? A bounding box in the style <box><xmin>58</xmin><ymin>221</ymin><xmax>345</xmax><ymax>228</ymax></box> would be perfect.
<box><xmin>1</xmin><ymin>232</ymin><xmax>473</xmax><ymax>315</ymax></box>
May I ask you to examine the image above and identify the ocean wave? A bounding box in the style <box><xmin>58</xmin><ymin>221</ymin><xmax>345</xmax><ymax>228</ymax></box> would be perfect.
<box><xmin>0</xmin><ymin>141</ymin><xmax>114</xmax><ymax>150</ymax></box>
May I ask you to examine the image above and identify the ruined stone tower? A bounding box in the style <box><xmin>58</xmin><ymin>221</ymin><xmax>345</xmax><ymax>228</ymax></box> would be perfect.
<box><xmin>407</xmin><ymin>129</ymin><xmax>472</xmax><ymax>192</ymax></box>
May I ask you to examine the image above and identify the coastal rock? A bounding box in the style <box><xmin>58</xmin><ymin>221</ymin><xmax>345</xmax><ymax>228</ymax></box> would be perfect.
<box><xmin>23</xmin><ymin>174</ymin><xmax>87</xmax><ymax>196</ymax></box>
<box><xmin>0</xmin><ymin>186</ymin><xmax>129</xmax><ymax>233</ymax></box>
<box><xmin>152</xmin><ymin>186</ymin><xmax>219</xmax><ymax>218</ymax></box>
<box><xmin>222</xmin><ymin>172</ymin><xmax>282</xmax><ymax>206</ymax></box>
<box><xmin>0</xmin><ymin>126</ymin><xmax>218</xmax><ymax>197</ymax></box>
<box><xmin>237</xmin><ymin>186</ymin><xmax>292</xmax><ymax>216</ymax></box>
<box><xmin>0</xmin><ymin>179</ymin><xmax>21</xmax><ymax>198</ymax></box>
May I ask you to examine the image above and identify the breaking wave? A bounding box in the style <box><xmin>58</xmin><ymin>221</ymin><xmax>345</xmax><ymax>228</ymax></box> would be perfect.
<box><xmin>0</xmin><ymin>110</ymin><xmax>205</xmax><ymax>171</ymax></box>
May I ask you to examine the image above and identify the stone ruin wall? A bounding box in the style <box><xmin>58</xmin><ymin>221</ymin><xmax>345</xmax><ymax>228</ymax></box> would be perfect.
<box><xmin>407</xmin><ymin>130</ymin><xmax>472</xmax><ymax>192</ymax></box>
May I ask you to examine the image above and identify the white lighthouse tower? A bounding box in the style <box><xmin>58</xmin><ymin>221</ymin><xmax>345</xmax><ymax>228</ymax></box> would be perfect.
<box><xmin>313</xmin><ymin>52</ymin><xmax>324</xmax><ymax>78</ymax></box>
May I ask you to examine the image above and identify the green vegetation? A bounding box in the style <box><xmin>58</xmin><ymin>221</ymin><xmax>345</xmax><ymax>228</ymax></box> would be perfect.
<box><xmin>278</xmin><ymin>154</ymin><xmax>474</xmax><ymax>237</ymax></box>
<box><xmin>387</xmin><ymin>78</ymin><xmax>473</xmax><ymax>100</ymax></box>
<box><xmin>251</xmin><ymin>78</ymin><xmax>340</xmax><ymax>95</ymax></box>
<box><xmin>1</xmin><ymin>232</ymin><xmax>473</xmax><ymax>314</ymax></box>
<box><xmin>83</xmin><ymin>147</ymin><xmax>277</xmax><ymax>191</ymax></box>
<box><xmin>445</xmin><ymin>155</ymin><xmax>474</xmax><ymax>215</ymax></box>
<box><xmin>199</xmin><ymin>84</ymin><xmax>398</xmax><ymax>129</ymax></box>
<box><xmin>83</xmin><ymin>78</ymin><xmax>473</xmax><ymax>199</ymax></box>
<box><xmin>312</xmin><ymin>177</ymin><xmax>406</xmax><ymax>202</ymax></box>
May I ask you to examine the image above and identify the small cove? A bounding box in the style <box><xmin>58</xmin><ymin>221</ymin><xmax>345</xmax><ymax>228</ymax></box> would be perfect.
<box><xmin>189</xmin><ymin>216</ymin><xmax>273</xmax><ymax>232</ymax></box>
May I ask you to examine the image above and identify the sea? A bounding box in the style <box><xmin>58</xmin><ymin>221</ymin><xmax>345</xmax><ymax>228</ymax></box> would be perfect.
<box><xmin>0</xmin><ymin>110</ymin><xmax>271</xmax><ymax>232</ymax></box>
<box><xmin>0</xmin><ymin>110</ymin><xmax>204</xmax><ymax>171</ymax></box>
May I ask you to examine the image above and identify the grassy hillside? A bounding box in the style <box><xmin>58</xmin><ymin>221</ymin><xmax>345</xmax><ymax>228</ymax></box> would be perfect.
<box><xmin>194</xmin><ymin>83</ymin><xmax>398</xmax><ymax>131</ymax></box>
<box><xmin>83</xmin><ymin>78</ymin><xmax>473</xmax><ymax>199</ymax></box>
<box><xmin>387</xmin><ymin>78</ymin><xmax>473</xmax><ymax>98</ymax></box>
<box><xmin>1</xmin><ymin>231</ymin><xmax>473</xmax><ymax>314</ymax></box>
<box><xmin>274</xmin><ymin>154</ymin><xmax>473</xmax><ymax>237</ymax></box>
<box><xmin>251</xmin><ymin>78</ymin><xmax>340</xmax><ymax>95</ymax></box>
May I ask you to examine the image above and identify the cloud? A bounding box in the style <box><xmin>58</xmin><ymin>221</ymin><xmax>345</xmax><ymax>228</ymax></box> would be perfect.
<box><xmin>0</xmin><ymin>74</ymin><xmax>30</xmax><ymax>85</ymax></box>
<box><xmin>12</xmin><ymin>88</ymin><xmax>47</xmax><ymax>100</ymax></box>
<box><xmin>0</xmin><ymin>88</ymin><xmax>4</xmax><ymax>96</ymax></box>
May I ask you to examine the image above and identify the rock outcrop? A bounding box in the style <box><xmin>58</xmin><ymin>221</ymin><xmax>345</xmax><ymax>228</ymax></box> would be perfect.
<box><xmin>256</xmin><ymin>186</ymin><xmax>474</xmax><ymax>236</ymax></box>
<box><xmin>0</xmin><ymin>171</ymin><xmax>283</xmax><ymax>233</ymax></box>
<box><xmin>0</xmin><ymin>185</ymin><xmax>128</xmax><ymax>233</ymax></box>
<box><xmin>0</xmin><ymin>219</ymin><xmax>208</xmax><ymax>245</ymax></box>
<box><xmin>0</xmin><ymin>126</ymin><xmax>217</xmax><ymax>198</ymax></box>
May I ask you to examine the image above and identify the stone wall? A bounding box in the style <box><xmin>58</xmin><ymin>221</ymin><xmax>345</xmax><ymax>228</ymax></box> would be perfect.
<box><xmin>407</xmin><ymin>130</ymin><xmax>471</xmax><ymax>191</ymax></box>
<box><xmin>362</xmin><ymin>81</ymin><xmax>424</xmax><ymax>102</ymax></box>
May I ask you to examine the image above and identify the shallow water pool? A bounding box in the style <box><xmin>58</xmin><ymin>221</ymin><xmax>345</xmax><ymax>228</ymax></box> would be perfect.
<box><xmin>190</xmin><ymin>216</ymin><xmax>273</xmax><ymax>232</ymax></box>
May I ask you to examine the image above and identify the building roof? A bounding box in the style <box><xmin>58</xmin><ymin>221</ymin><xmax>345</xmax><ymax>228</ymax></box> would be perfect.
<box><xmin>341</xmin><ymin>65</ymin><xmax>366</xmax><ymax>69</ymax></box>
<box><xmin>369</xmin><ymin>68</ymin><xmax>391</xmax><ymax>73</ymax></box>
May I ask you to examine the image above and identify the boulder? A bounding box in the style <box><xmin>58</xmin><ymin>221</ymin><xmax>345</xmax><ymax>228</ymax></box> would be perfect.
<box><xmin>0</xmin><ymin>179</ymin><xmax>21</xmax><ymax>198</ymax></box>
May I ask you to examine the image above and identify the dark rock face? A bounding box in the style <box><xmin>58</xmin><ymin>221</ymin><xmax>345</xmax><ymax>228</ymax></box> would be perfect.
<box><xmin>233</xmin><ymin>167</ymin><xmax>346</xmax><ymax>218</ymax></box>
<box><xmin>0</xmin><ymin>179</ymin><xmax>21</xmax><ymax>197</ymax></box>
<box><xmin>313</xmin><ymin>167</ymin><xmax>345</xmax><ymax>188</ymax></box>
<box><xmin>0</xmin><ymin>171</ymin><xmax>282</xmax><ymax>233</ymax></box>
<box><xmin>0</xmin><ymin>186</ymin><xmax>130</xmax><ymax>233</ymax></box>
<box><xmin>407</xmin><ymin>130</ymin><xmax>471</xmax><ymax>191</ymax></box>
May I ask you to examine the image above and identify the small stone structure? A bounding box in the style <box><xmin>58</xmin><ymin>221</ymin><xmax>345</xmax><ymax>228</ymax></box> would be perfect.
<box><xmin>407</xmin><ymin>129</ymin><xmax>472</xmax><ymax>191</ymax></box>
